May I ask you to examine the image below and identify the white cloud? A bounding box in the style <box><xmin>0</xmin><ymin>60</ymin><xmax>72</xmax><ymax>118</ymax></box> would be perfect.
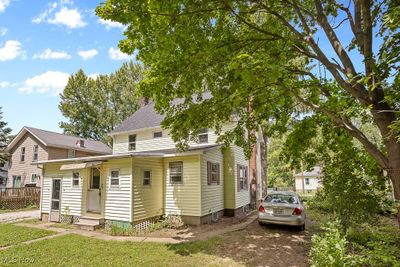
<box><xmin>108</xmin><ymin>47</ymin><xmax>132</xmax><ymax>61</ymax></box>
<box><xmin>0</xmin><ymin>40</ymin><xmax>24</xmax><ymax>61</ymax></box>
<box><xmin>18</xmin><ymin>71</ymin><xmax>70</xmax><ymax>95</ymax></box>
<box><xmin>77</xmin><ymin>49</ymin><xmax>98</xmax><ymax>60</ymax></box>
<box><xmin>0</xmin><ymin>27</ymin><xmax>8</xmax><ymax>36</ymax></box>
<box><xmin>32</xmin><ymin>2</ymin><xmax>86</xmax><ymax>29</ymax></box>
<box><xmin>48</xmin><ymin>7</ymin><xmax>86</xmax><ymax>29</ymax></box>
<box><xmin>98</xmin><ymin>19</ymin><xmax>125</xmax><ymax>30</ymax></box>
<box><xmin>33</xmin><ymin>48</ymin><xmax>71</xmax><ymax>60</ymax></box>
<box><xmin>0</xmin><ymin>0</ymin><xmax>10</xmax><ymax>13</ymax></box>
<box><xmin>0</xmin><ymin>81</ymin><xmax>10</xmax><ymax>88</ymax></box>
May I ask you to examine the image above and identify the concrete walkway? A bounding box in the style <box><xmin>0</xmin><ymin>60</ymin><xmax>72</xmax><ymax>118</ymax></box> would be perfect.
<box><xmin>0</xmin><ymin>209</ymin><xmax>40</xmax><ymax>223</ymax></box>
<box><xmin>14</xmin><ymin>214</ymin><xmax>258</xmax><ymax>245</ymax></box>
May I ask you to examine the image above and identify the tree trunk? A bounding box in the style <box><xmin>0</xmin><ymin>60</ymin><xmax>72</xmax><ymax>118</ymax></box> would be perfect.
<box><xmin>387</xmin><ymin>143</ymin><xmax>400</xmax><ymax>227</ymax></box>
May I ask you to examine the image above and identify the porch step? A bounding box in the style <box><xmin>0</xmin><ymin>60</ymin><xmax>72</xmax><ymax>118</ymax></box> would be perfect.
<box><xmin>73</xmin><ymin>216</ymin><xmax>105</xmax><ymax>231</ymax></box>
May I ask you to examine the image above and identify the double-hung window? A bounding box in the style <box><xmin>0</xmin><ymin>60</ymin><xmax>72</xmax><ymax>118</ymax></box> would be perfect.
<box><xmin>198</xmin><ymin>129</ymin><xmax>208</xmax><ymax>143</ymax></box>
<box><xmin>33</xmin><ymin>145</ymin><xmax>39</xmax><ymax>161</ymax></box>
<box><xmin>72</xmin><ymin>172</ymin><xmax>80</xmax><ymax>186</ymax></box>
<box><xmin>128</xmin><ymin>134</ymin><xmax>136</xmax><ymax>151</ymax></box>
<box><xmin>169</xmin><ymin>161</ymin><xmax>183</xmax><ymax>184</ymax></box>
<box><xmin>143</xmin><ymin>170</ymin><xmax>151</xmax><ymax>186</ymax></box>
<box><xmin>207</xmin><ymin>161</ymin><xmax>220</xmax><ymax>185</ymax></box>
<box><xmin>237</xmin><ymin>165</ymin><xmax>248</xmax><ymax>191</ymax></box>
<box><xmin>110</xmin><ymin>170</ymin><xmax>120</xmax><ymax>186</ymax></box>
<box><xmin>20</xmin><ymin>147</ymin><xmax>26</xmax><ymax>162</ymax></box>
<box><xmin>67</xmin><ymin>149</ymin><xmax>76</xmax><ymax>158</ymax></box>
<box><xmin>305</xmin><ymin>178</ymin><xmax>310</xmax><ymax>185</ymax></box>
<box><xmin>31</xmin><ymin>174</ymin><xmax>38</xmax><ymax>183</ymax></box>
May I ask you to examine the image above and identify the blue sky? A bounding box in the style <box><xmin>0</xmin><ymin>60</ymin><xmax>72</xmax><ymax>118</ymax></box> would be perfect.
<box><xmin>0</xmin><ymin>0</ymin><xmax>132</xmax><ymax>134</ymax></box>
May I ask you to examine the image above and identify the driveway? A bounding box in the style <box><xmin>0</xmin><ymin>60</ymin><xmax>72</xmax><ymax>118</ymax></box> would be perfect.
<box><xmin>0</xmin><ymin>209</ymin><xmax>40</xmax><ymax>223</ymax></box>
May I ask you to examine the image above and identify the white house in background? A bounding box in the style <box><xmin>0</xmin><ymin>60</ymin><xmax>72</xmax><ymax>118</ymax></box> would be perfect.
<box><xmin>35</xmin><ymin>96</ymin><xmax>265</xmax><ymax>230</ymax></box>
<box><xmin>294</xmin><ymin>166</ymin><xmax>322</xmax><ymax>193</ymax></box>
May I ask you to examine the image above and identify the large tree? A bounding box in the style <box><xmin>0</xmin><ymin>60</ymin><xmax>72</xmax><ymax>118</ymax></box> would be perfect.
<box><xmin>0</xmin><ymin>107</ymin><xmax>12</xmax><ymax>162</ymax></box>
<box><xmin>59</xmin><ymin>61</ymin><xmax>142</xmax><ymax>145</ymax></box>
<box><xmin>96</xmin><ymin>1</ymin><xmax>400</xmax><ymax>202</ymax></box>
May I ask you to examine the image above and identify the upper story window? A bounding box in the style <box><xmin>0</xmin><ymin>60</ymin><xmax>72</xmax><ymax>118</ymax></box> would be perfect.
<box><xmin>20</xmin><ymin>147</ymin><xmax>26</xmax><ymax>162</ymax></box>
<box><xmin>33</xmin><ymin>145</ymin><xmax>39</xmax><ymax>161</ymax></box>
<box><xmin>31</xmin><ymin>174</ymin><xmax>38</xmax><ymax>183</ymax></box>
<box><xmin>128</xmin><ymin>134</ymin><xmax>136</xmax><ymax>151</ymax></box>
<box><xmin>67</xmin><ymin>149</ymin><xmax>76</xmax><ymax>158</ymax></box>
<box><xmin>169</xmin><ymin>161</ymin><xmax>183</xmax><ymax>184</ymax></box>
<box><xmin>153</xmin><ymin>131</ymin><xmax>162</xmax><ymax>138</ymax></box>
<box><xmin>305</xmin><ymin>178</ymin><xmax>310</xmax><ymax>185</ymax></box>
<box><xmin>198</xmin><ymin>129</ymin><xmax>208</xmax><ymax>143</ymax></box>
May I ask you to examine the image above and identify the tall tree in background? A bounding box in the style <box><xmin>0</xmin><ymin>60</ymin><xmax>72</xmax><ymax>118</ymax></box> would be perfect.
<box><xmin>59</xmin><ymin>61</ymin><xmax>142</xmax><ymax>145</ymax></box>
<box><xmin>96</xmin><ymin>1</ymin><xmax>400</xmax><ymax>203</ymax></box>
<box><xmin>0</xmin><ymin>107</ymin><xmax>12</xmax><ymax>162</ymax></box>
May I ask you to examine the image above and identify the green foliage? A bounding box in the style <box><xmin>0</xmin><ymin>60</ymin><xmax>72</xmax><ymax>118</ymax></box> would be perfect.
<box><xmin>59</xmin><ymin>61</ymin><xmax>142</xmax><ymax>146</ymax></box>
<box><xmin>107</xmin><ymin>221</ymin><xmax>136</xmax><ymax>236</ymax></box>
<box><xmin>310</xmin><ymin>221</ymin><xmax>360</xmax><ymax>267</ymax></box>
<box><xmin>0</xmin><ymin>107</ymin><xmax>12</xmax><ymax>162</ymax></box>
<box><xmin>267</xmin><ymin>135</ymin><xmax>293</xmax><ymax>187</ymax></box>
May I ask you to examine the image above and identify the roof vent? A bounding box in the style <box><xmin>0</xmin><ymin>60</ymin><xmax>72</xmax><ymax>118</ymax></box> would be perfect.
<box><xmin>76</xmin><ymin>140</ymin><xmax>85</xmax><ymax>148</ymax></box>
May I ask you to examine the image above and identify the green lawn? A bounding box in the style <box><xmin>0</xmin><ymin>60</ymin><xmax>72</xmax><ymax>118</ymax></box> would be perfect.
<box><xmin>0</xmin><ymin>234</ymin><xmax>242</xmax><ymax>267</ymax></box>
<box><xmin>0</xmin><ymin>224</ymin><xmax>55</xmax><ymax>248</ymax></box>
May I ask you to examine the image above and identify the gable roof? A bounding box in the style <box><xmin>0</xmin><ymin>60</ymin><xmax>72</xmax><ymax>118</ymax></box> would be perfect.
<box><xmin>5</xmin><ymin>127</ymin><xmax>112</xmax><ymax>155</ymax></box>
<box><xmin>294</xmin><ymin>166</ymin><xmax>322</xmax><ymax>177</ymax></box>
<box><xmin>110</xmin><ymin>92</ymin><xmax>212</xmax><ymax>135</ymax></box>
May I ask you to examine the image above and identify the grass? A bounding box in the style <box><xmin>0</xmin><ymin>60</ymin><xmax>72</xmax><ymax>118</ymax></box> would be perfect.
<box><xmin>0</xmin><ymin>224</ymin><xmax>55</xmax><ymax>248</ymax></box>
<box><xmin>0</xmin><ymin>234</ymin><xmax>243</xmax><ymax>267</ymax></box>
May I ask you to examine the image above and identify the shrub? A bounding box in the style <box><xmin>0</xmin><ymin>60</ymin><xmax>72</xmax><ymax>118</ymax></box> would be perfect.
<box><xmin>309</xmin><ymin>221</ymin><xmax>361</xmax><ymax>267</ymax></box>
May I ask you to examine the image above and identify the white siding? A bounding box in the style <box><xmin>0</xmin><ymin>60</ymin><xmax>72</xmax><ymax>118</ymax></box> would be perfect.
<box><xmin>41</xmin><ymin>178</ymin><xmax>52</xmax><ymax>213</ymax></box>
<box><xmin>60</xmin><ymin>169</ymin><xmax>87</xmax><ymax>216</ymax></box>
<box><xmin>103</xmin><ymin>158</ymin><xmax>132</xmax><ymax>222</ymax></box>
<box><xmin>200</xmin><ymin>148</ymin><xmax>224</xmax><ymax>216</ymax></box>
<box><xmin>295</xmin><ymin>176</ymin><xmax>321</xmax><ymax>192</ymax></box>
<box><xmin>112</xmin><ymin>123</ymin><xmax>236</xmax><ymax>154</ymax></box>
<box><xmin>164</xmin><ymin>155</ymin><xmax>201</xmax><ymax>216</ymax></box>
<box><xmin>232</xmin><ymin>145</ymin><xmax>251</xmax><ymax>208</ymax></box>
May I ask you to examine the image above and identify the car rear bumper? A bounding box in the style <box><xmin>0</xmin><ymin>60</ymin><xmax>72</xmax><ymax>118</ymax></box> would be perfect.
<box><xmin>258</xmin><ymin>212</ymin><xmax>305</xmax><ymax>226</ymax></box>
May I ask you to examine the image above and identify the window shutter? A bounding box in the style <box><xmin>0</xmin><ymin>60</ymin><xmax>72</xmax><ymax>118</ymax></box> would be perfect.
<box><xmin>237</xmin><ymin>164</ymin><xmax>240</xmax><ymax>192</ymax></box>
<box><xmin>217</xmin><ymin>163</ymin><xmax>220</xmax><ymax>185</ymax></box>
<box><xmin>207</xmin><ymin>161</ymin><xmax>211</xmax><ymax>185</ymax></box>
<box><xmin>245</xmin><ymin>166</ymin><xmax>249</xmax><ymax>190</ymax></box>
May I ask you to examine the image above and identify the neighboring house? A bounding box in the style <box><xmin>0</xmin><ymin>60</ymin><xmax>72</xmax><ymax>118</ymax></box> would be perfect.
<box><xmin>294</xmin><ymin>166</ymin><xmax>323</xmax><ymax>193</ymax></box>
<box><xmin>4</xmin><ymin>127</ymin><xmax>112</xmax><ymax>188</ymax></box>
<box><xmin>36</xmin><ymin>100</ymin><xmax>265</xmax><ymax>228</ymax></box>
<box><xmin>0</xmin><ymin>161</ymin><xmax>8</xmax><ymax>189</ymax></box>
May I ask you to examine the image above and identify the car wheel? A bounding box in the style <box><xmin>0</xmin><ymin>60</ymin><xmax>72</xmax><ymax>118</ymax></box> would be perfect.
<box><xmin>258</xmin><ymin>221</ymin><xmax>264</xmax><ymax>226</ymax></box>
<box><xmin>298</xmin><ymin>224</ymin><xmax>305</xmax><ymax>231</ymax></box>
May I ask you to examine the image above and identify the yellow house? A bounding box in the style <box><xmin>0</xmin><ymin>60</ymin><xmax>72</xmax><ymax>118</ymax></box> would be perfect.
<box><xmin>36</xmin><ymin>101</ymin><xmax>264</xmax><ymax>229</ymax></box>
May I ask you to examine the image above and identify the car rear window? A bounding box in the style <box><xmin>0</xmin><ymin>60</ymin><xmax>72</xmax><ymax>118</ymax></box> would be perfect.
<box><xmin>264</xmin><ymin>194</ymin><xmax>298</xmax><ymax>204</ymax></box>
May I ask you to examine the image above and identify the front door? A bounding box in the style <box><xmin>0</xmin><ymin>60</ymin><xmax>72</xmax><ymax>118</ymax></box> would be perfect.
<box><xmin>87</xmin><ymin>168</ymin><xmax>101</xmax><ymax>213</ymax></box>
<box><xmin>50</xmin><ymin>178</ymin><xmax>62</xmax><ymax>222</ymax></box>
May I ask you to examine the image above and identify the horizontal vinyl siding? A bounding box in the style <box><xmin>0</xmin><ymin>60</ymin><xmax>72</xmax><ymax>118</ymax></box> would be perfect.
<box><xmin>201</xmin><ymin>148</ymin><xmax>224</xmax><ymax>216</ymax></box>
<box><xmin>42</xmin><ymin>164</ymin><xmax>85</xmax><ymax>216</ymax></box>
<box><xmin>132</xmin><ymin>158</ymin><xmax>163</xmax><ymax>222</ymax></box>
<box><xmin>223</xmin><ymin>147</ymin><xmax>236</xmax><ymax>209</ymax></box>
<box><xmin>232</xmin><ymin>145</ymin><xmax>251</xmax><ymax>208</ymax></box>
<box><xmin>164</xmin><ymin>156</ymin><xmax>201</xmax><ymax>216</ymax></box>
<box><xmin>103</xmin><ymin>158</ymin><xmax>132</xmax><ymax>222</ymax></box>
<box><xmin>112</xmin><ymin>126</ymin><xmax>233</xmax><ymax>154</ymax></box>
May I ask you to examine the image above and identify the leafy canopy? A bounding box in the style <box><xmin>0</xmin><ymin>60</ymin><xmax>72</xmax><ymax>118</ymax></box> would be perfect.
<box><xmin>59</xmin><ymin>61</ymin><xmax>142</xmax><ymax>145</ymax></box>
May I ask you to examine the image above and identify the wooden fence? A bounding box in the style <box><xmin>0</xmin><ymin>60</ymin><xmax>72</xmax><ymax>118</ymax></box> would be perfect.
<box><xmin>0</xmin><ymin>187</ymin><xmax>41</xmax><ymax>210</ymax></box>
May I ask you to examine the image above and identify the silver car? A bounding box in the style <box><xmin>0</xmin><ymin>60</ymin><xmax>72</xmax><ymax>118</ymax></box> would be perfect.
<box><xmin>258</xmin><ymin>191</ymin><xmax>306</xmax><ymax>231</ymax></box>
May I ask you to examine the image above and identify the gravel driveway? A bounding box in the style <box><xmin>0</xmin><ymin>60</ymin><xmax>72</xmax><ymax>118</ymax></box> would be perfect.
<box><xmin>0</xmin><ymin>210</ymin><xmax>40</xmax><ymax>223</ymax></box>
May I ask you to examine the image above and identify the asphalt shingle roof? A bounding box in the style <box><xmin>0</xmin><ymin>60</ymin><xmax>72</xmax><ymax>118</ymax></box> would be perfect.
<box><xmin>26</xmin><ymin>127</ymin><xmax>112</xmax><ymax>155</ymax></box>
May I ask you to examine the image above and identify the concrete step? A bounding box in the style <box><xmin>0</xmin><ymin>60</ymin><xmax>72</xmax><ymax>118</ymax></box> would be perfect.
<box><xmin>73</xmin><ymin>216</ymin><xmax>105</xmax><ymax>231</ymax></box>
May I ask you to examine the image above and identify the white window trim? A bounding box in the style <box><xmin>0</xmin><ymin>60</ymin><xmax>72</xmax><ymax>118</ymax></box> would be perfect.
<box><xmin>142</xmin><ymin>169</ymin><xmax>152</xmax><ymax>187</ymax></box>
<box><xmin>68</xmin><ymin>149</ymin><xmax>76</xmax><ymax>158</ymax></box>
<box><xmin>169</xmin><ymin>161</ymin><xmax>183</xmax><ymax>185</ymax></box>
<box><xmin>128</xmin><ymin>134</ymin><xmax>136</xmax><ymax>151</ymax></box>
<box><xmin>31</xmin><ymin>174</ymin><xmax>38</xmax><ymax>183</ymax></box>
<box><xmin>110</xmin><ymin>169</ymin><xmax>120</xmax><ymax>188</ymax></box>
<box><xmin>238</xmin><ymin>165</ymin><xmax>248</xmax><ymax>191</ymax></box>
<box><xmin>153</xmin><ymin>131</ymin><xmax>163</xmax><ymax>138</ymax></box>
<box><xmin>20</xmin><ymin>147</ymin><xmax>25</xmax><ymax>162</ymax></box>
<box><xmin>33</xmin><ymin>145</ymin><xmax>39</xmax><ymax>161</ymax></box>
<box><xmin>72</xmin><ymin>171</ymin><xmax>80</xmax><ymax>187</ymax></box>
<box><xmin>198</xmin><ymin>129</ymin><xmax>208</xmax><ymax>143</ymax></box>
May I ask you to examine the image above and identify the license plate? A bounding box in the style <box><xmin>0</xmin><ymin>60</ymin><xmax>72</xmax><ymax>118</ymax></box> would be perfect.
<box><xmin>273</xmin><ymin>208</ymin><xmax>283</xmax><ymax>215</ymax></box>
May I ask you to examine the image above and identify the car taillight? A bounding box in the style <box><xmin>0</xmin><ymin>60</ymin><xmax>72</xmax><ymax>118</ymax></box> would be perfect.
<box><xmin>292</xmin><ymin>207</ymin><xmax>302</xmax><ymax>215</ymax></box>
<box><xmin>258</xmin><ymin>205</ymin><xmax>265</xmax><ymax>213</ymax></box>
